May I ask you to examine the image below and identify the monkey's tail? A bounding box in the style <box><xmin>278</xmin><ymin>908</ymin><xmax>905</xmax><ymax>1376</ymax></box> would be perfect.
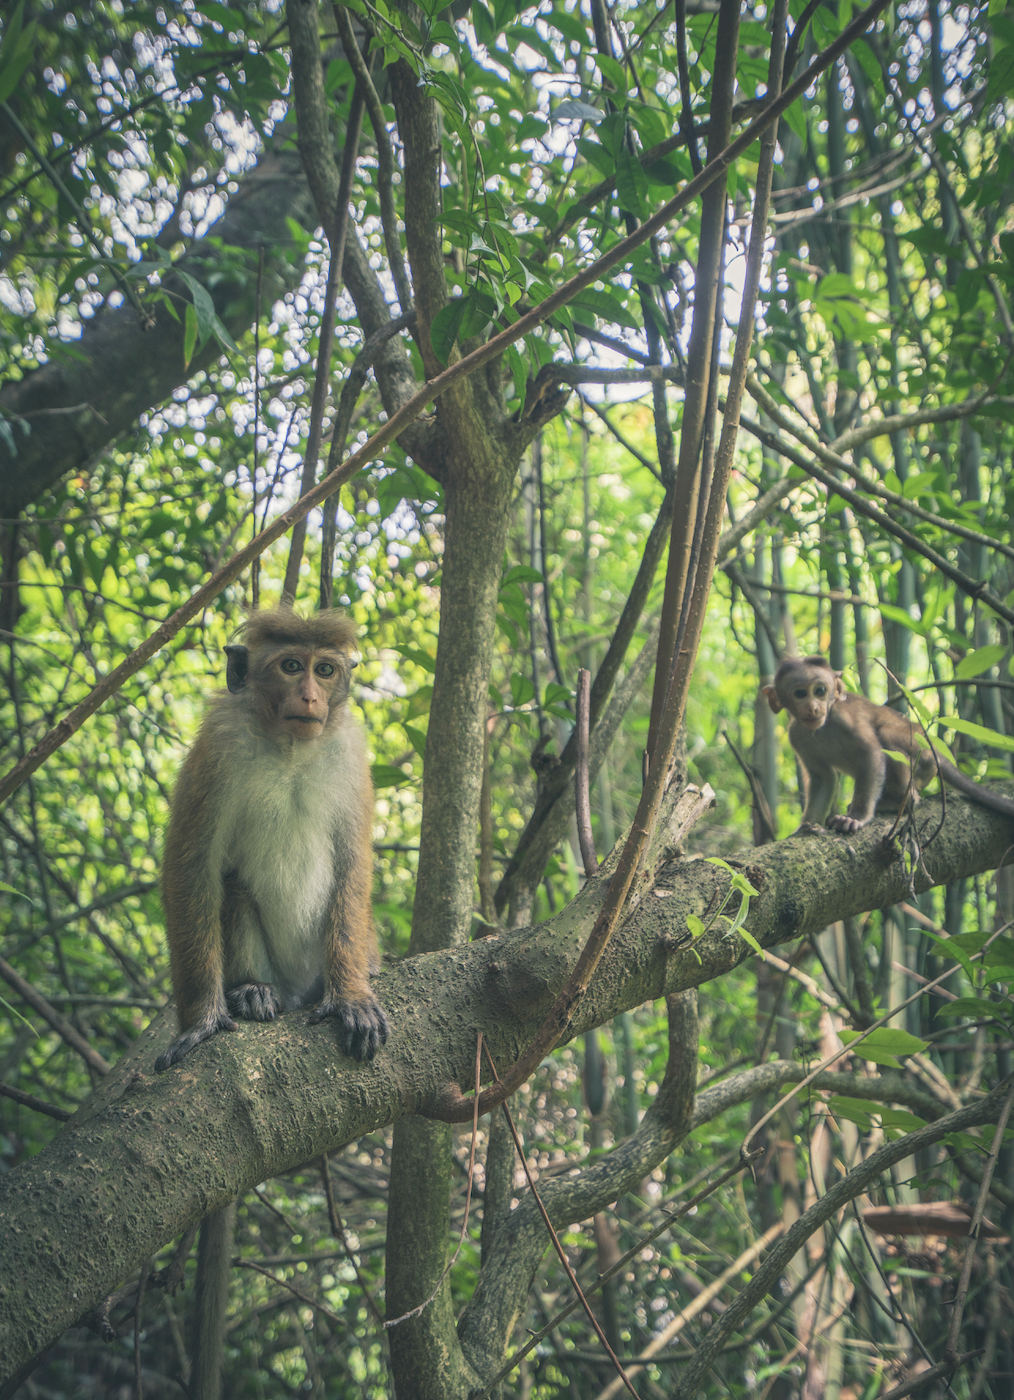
<box><xmin>937</xmin><ymin>759</ymin><xmax>1014</xmax><ymax>819</ymax></box>
<box><xmin>191</xmin><ymin>1202</ymin><xmax>236</xmax><ymax>1400</ymax></box>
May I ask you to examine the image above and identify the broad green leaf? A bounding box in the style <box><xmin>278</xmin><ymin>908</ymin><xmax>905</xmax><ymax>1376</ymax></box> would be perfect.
<box><xmin>686</xmin><ymin>914</ymin><xmax>706</xmax><ymax>938</ymax></box>
<box><xmin>509</xmin><ymin>673</ymin><xmax>535</xmax><ymax>707</ymax></box>
<box><xmin>430</xmin><ymin>297</ymin><xmax>468</xmax><ymax>366</ymax></box>
<box><xmin>936</xmin><ymin>996</ymin><xmax>1009</xmax><ymax>1020</ymax></box>
<box><xmin>502</xmin><ymin>564</ymin><xmax>544</xmax><ymax>585</ymax></box>
<box><xmin>393</xmin><ymin>644</ymin><xmax>436</xmax><ymax>672</ymax></box>
<box><xmin>183</xmin><ymin>302</ymin><xmax>199</xmax><ymax>369</ymax></box>
<box><xmin>404</xmin><ymin>724</ymin><xmax>428</xmax><ymax>758</ymax></box>
<box><xmin>569</xmin><ymin>286</ymin><xmax>640</xmax><ymax>332</ymax></box>
<box><xmin>371</xmin><ymin>763</ymin><xmax>410</xmax><ymax>789</ymax></box>
<box><xmin>553</xmin><ymin>99</ymin><xmax>605</xmax><ymax>124</ymax></box>
<box><xmin>938</xmin><ymin>715</ymin><xmax>1014</xmax><ymax>752</ymax></box>
<box><xmin>955</xmin><ymin>644</ymin><xmax>1007</xmax><ymax>679</ymax></box>
<box><xmin>839</xmin><ymin>1027</ymin><xmax>929</xmax><ymax>1068</ymax></box>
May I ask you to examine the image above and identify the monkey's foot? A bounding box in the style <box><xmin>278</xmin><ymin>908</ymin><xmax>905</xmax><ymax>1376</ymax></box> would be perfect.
<box><xmin>226</xmin><ymin>983</ymin><xmax>281</xmax><ymax>1021</ymax></box>
<box><xmin>308</xmin><ymin>994</ymin><xmax>389</xmax><ymax>1061</ymax></box>
<box><xmin>154</xmin><ymin>1013</ymin><xmax>239</xmax><ymax>1072</ymax></box>
<box><xmin>791</xmin><ymin>822</ymin><xmax>827</xmax><ymax>836</ymax></box>
<box><xmin>826</xmin><ymin>814</ymin><xmax>867</xmax><ymax>834</ymax></box>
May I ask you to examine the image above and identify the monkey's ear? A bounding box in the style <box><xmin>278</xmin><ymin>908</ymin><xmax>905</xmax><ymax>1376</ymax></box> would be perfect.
<box><xmin>224</xmin><ymin>644</ymin><xmax>249</xmax><ymax>693</ymax></box>
<box><xmin>761</xmin><ymin>684</ymin><xmax>782</xmax><ymax>715</ymax></box>
<box><xmin>833</xmin><ymin>673</ymin><xmax>847</xmax><ymax>700</ymax></box>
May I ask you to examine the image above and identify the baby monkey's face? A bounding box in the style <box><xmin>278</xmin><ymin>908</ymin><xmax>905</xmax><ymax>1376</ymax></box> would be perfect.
<box><xmin>785</xmin><ymin>676</ymin><xmax>834</xmax><ymax>730</ymax></box>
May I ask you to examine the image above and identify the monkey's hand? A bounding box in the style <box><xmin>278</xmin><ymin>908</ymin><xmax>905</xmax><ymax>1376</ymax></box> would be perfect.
<box><xmin>826</xmin><ymin>814</ymin><xmax>869</xmax><ymax>834</ymax></box>
<box><xmin>790</xmin><ymin>822</ymin><xmax>827</xmax><ymax>836</ymax></box>
<box><xmin>308</xmin><ymin>994</ymin><xmax>389</xmax><ymax>1061</ymax></box>
<box><xmin>226</xmin><ymin>983</ymin><xmax>281</xmax><ymax>1021</ymax></box>
<box><xmin>154</xmin><ymin>1011</ymin><xmax>240</xmax><ymax>1072</ymax></box>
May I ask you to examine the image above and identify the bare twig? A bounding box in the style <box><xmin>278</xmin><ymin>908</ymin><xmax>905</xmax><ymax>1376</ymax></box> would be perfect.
<box><xmin>473</xmin><ymin>1154</ymin><xmax>761</xmax><ymax>1398</ymax></box>
<box><xmin>0</xmin><ymin>957</ymin><xmax>110</xmax><ymax>1076</ymax></box>
<box><xmin>945</xmin><ymin>1079</ymin><xmax>1014</xmax><ymax>1356</ymax></box>
<box><xmin>282</xmin><ymin>83</ymin><xmax>366</xmax><ymax>601</ymax></box>
<box><xmin>488</xmin><ymin>1048</ymin><xmax>639</xmax><ymax>1399</ymax></box>
<box><xmin>575</xmin><ymin>669</ymin><xmax>598</xmax><ymax>877</ymax></box>
<box><xmin>0</xmin><ymin>0</ymin><xmax>894</xmax><ymax>807</ymax></box>
<box><xmin>0</xmin><ymin>1081</ymin><xmax>72</xmax><ymax>1121</ymax></box>
<box><xmin>320</xmin><ymin>1155</ymin><xmax>385</xmax><ymax>1329</ymax></box>
<box><xmin>385</xmin><ymin>1033</ymin><xmax>483</xmax><ymax>1328</ymax></box>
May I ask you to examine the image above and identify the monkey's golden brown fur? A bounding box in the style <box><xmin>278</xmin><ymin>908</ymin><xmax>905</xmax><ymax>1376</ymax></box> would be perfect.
<box><xmin>156</xmin><ymin>607</ymin><xmax>386</xmax><ymax>1071</ymax></box>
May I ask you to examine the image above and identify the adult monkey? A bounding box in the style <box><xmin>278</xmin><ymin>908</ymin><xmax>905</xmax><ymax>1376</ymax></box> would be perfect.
<box><xmin>762</xmin><ymin>654</ymin><xmax>1014</xmax><ymax>833</ymax></box>
<box><xmin>156</xmin><ymin>608</ymin><xmax>387</xmax><ymax>1400</ymax></box>
<box><xmin>156</xmin><ymin>606</ymin><xmax>387</xmax><ymax>1072</ymax></box>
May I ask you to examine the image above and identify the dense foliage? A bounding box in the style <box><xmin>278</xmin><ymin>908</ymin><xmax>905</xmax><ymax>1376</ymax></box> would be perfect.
<box><xmin>2</xmin><ymin>0</ymin><xmax>1014</xmax><ymax>1395</ymax></box>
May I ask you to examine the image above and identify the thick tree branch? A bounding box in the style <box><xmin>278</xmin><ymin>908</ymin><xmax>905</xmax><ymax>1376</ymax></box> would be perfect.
<box><xmin>2</xmin><ymin>789</ymin><xmax>1013</xmax><ymax>1392</ymax></box>
<box><xmin>0</xmin><ymin>151</ymin><xmax>317</xmax><ymax>517</ymax></box>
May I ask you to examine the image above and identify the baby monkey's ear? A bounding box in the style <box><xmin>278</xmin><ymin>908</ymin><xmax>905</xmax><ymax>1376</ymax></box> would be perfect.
<box><xmin>761</xmin><ymin>684</ymin><xmax>782</xmax><ymax>715</ymax></box>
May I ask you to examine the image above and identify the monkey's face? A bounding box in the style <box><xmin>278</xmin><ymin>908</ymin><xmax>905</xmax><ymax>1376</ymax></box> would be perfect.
<box><xmin>263</xmin><ymin>647</ymin><xmax>353</xmax><ymax>742</ymax></box>
<box><xmin>785</xmin><ymin>674</ymin><xmax>835</xmax><ymax>730</ymax></box>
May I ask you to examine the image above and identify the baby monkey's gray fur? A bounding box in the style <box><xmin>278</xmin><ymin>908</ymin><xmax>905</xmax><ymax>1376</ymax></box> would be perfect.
<box><xmin>762</xmin><ymin>654</ymin><xmax>1014</xmax><ymax>834</ymax></box>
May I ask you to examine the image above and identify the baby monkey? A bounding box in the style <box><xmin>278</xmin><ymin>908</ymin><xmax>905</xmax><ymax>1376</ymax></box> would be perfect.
<box><xmin>155</xmin><ymin>607</ymin><xmax>387</xmax><ymax>1072</ymax></box>
<box><xmin>762</xmin><ymin>654</ymin><xmax>1014</xmax><ymax>834</ymax></box>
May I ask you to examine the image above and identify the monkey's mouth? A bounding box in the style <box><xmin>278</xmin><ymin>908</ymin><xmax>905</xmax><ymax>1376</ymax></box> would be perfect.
<box><xmin>284</xmin><ymin>715</ymin><xmax>324</xmax><ymax>725</ymax></box>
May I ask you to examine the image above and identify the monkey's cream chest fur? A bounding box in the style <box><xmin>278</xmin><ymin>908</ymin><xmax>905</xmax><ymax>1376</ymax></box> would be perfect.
<box><xmin>215</xmin><ymin>718</ymin><xmax>367</xmax><ymax>1004</ymax></box>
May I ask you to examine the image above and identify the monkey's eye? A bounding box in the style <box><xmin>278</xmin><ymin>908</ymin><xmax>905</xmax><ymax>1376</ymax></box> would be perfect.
<box><xmin>793</xmin><ymin>689</ymin><xmax>807</xmax><ymax>700</ymax></box>
<box><xmin>814</xmin><ymin>685</ymin><xmax>827</xmax><ymax>697</ymax></box>
<box><xmin>280</xmin><ymin>658</ymin><xmax>303</xmax><ymax>674</ymax></box>
<box><xmin>315</xmin><ymin>662</ymin><xmax>336</xmax><ymax>677</ymax></box>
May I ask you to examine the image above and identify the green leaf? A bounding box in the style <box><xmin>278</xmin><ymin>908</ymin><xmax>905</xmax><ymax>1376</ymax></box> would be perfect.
<box><xmin>176</xmin><ymin>270</ymin><xmax>218</xmax><ymax>347</ymax></box>
<box><xmin>0</xmin><ymin>880</ymin><xmax>32</xmax><ymax>903</ymax></box>
<box><xmin>553</xmin><ymin>99</ymin><xmax>605</xmax><ymax>124</ymax></box>
<box><xmin>955</xmin><ymin>643</ymin><xmax>1007</xmax><ymax>679</ymax></box>
<box><xmin>839</xmin><ymin>1027</ymin><xmax>929</xmax><ymax>1068</ymax></box>
<box><xmin>183</xmin><ymin>302</ymin><xmax>199</xmax><ymax>369</ymax></box>
<box><xmin>393</xmin><ymin>643</ymin><xmax>436</xmax><ymax>672</ymax></box>
<box><xmin>429</xmin><ymin>297</ymin><xmax>468</xmax><ymax>366</ymax></box>
<box><xmin>371</xmin><ymin>763</ymin><xmax>410</xmax><ymax>789</ymax></box>
<box><xmin>569</xmin><ymin>287</ymin><xmax>640</xmax><ymax>332</ymax></box>
<box><xmin>509</xmin><ymin>673</ymin><xmax>535</xmax><ymax>707</ymax></box>
<box><xmin>404</xmin><ymin>724</ymin><xmax>427</xmax><ymax>758</ymax></box>
<box><xmin>616</xmin><ymin>150</ymin><xmax>651</xmax><ymax>218</ymax></box>
<box><xmin>502</xmin><ymin>564</ymin><xmax>543</xmax><ymax>585</ymax></box>
<box><xmin>935</xmin><ymin>996</ymin><xmax>1008</xmax><ymax>1020</ymax></box>
<box><xmin>738</xmin><ymin>927</ymin><xmax>762</xmax><ymax>954</ymax></box>
<box><xmin>686</xmin><ymin>914</ymin><xmax>706</xmax><ymax>939</ymax></box>
<box><xmin>938</xmin><ymin>715</ymin><xmax>1014</xmax><ymax>752</ymax></box>
<box><xmin>596</xmin><ymin>53</ymin><xmax>628</xmax><ymax>93</ymax></box>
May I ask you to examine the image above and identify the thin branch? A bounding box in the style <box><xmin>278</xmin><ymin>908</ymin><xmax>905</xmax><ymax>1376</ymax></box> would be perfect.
<box><xmin>473</xmin><ymin>1154</ymin><xmax>759</xmax><ymax>1399</ymax></box>
<box><xmin>593</xmin><ymin>1224</ymin><xmax>785</xmax><ymax>1400</ymax></box>
<box><xmin>944</xmin><ymin>1079</ymin><xmax>1014</xmax><ymax>1355</ymax></box>
<box><xmin>0</xmin><ymin>0</ymin><xmax>894</xmax><ymax>806</ymax></box>
<box><xmin>0</xmin><ymin>957</ymin><xmax>110</xmax><ymax>1076</ymax></box>
<box><xmin>282</xmin><ymin>83</ymin><xmax>366</xmax><ymax>601</ymax></box>
<box><xmin>488</xmin><ymin>1050</ymin><xmax>639</xmax><ymax>1399</ymax></box>
<box><xmin>0</xmin><ymin>1082</ymin><xmax>72</xmax><ymax>1121</ymax></box>
<box><xmin>738</xmin><ymin>412</ymin><xmax>1014</xmax><ymax>627</ymax></box>
<box><xmin>672</xmin><ymin>1077</ymin><xmax>1014</xmax><ymax>1398</ymax></box>
<box><xmin>320</xmin><ymin>1155</ymin><xmax>385</xmax><ymax>1329</ymax></box>
<box><xmin>575</xmin><ymin>670</ymin><xmax>598</xmax><ymax>877</ymax></box>
<box><xmin>332</xmin><ymin>5</ymin><xmax>412</xmax><ymax>313</ymax></box>
<box><xmin>747</xmin><ymin>377</ymin><xmax>1014</xmax><ymax>563</ymax></box>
